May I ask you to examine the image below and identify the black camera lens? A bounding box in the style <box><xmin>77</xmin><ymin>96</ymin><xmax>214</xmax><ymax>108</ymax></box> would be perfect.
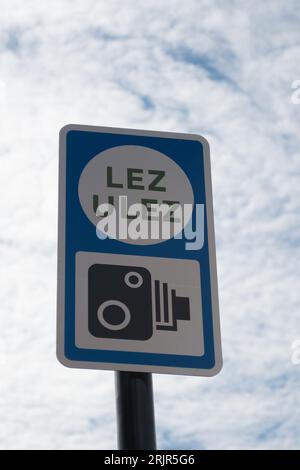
<box><xmin>124</xmin><ymin>271</ymin><xmax>143</xmax><ymax>288</ymax></box>
<box><xmin>97</xmin><ymin>300</ymin><xmax>131</xmax><ymax>331</ymax></box>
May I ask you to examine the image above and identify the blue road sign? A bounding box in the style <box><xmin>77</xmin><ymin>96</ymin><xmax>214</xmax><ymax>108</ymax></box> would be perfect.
<box><xmin>57</xmin><ymin>125</ymin><xmax>222</xmax><ymax>376</ymax></box>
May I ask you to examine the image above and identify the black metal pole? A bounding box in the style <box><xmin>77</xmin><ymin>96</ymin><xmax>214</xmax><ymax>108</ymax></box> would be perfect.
<box><xmin>115</xmin><ymin>371</ymin><xmax>157</xmax><ymax>450</ymax></box>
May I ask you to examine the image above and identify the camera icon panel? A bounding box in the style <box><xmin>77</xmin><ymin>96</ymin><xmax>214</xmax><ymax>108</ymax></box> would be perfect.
<box><xmin>75</xmin><ymin>252</ymin><xmax>204</xmax><ymax>357</ymax></box>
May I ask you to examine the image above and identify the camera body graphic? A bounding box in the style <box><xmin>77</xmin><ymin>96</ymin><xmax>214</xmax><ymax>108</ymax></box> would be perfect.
<box><xmin>88</xmin><ymin>264</ymin><xmax>153</xmax><ymax>340</ymax></box>
<box><xmin>88</xmin><ymin>263</ymin><xmax>190</xmax><ymax>341</ymax></box>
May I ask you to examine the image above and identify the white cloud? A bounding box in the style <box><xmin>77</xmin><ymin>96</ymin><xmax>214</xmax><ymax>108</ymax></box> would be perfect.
<box><xmin>0</xmin><ymin>0</ymin><xmax>299</xmax><ymax>449</ymax></box>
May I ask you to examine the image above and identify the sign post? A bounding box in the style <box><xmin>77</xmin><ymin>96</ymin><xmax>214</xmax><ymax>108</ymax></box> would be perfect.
<box><xmin>115</xmin><ymin>371</ymin><xmax>156</xmax><ymax>450</ymax></box>
<box><xmin>57</xmin><ymin>124</ymin><xmax>222</xmax><ymax>449</ymax></box>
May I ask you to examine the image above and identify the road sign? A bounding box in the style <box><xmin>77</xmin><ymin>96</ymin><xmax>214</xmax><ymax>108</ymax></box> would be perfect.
<box><xmin>57</xmin><ymin>124</ymin><xmax>222</xmax><ymax>376</ymax></box>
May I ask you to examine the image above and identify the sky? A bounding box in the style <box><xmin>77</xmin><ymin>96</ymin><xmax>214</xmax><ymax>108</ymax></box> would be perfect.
<box><xmin>0</xmin><ymin>0</ymin><xmax>300</xmax><ymax>450</ymax></box>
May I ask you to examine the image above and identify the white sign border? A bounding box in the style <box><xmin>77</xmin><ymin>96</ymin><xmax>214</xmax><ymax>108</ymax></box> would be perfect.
<box><xmin>57</xmin><ymin>124</ymin><xmax>222</xmax><ymax>377</ymax></box>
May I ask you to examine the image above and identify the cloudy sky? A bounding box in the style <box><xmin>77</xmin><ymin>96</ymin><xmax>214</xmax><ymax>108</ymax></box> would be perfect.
<box><xmin>0</xmin><ymin>0</ymin><xmax>300</xmax><ymax>449</ymax></box>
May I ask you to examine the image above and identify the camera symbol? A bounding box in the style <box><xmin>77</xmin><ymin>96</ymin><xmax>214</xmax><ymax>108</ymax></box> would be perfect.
<box><xmin>88</xmin><ymin>263</ymin><xmax>191</xmax><ymax>341</ymax></box>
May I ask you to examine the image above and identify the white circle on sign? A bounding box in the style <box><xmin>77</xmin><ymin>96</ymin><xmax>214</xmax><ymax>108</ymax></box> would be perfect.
<box><xmin>97</xmin><ymin>300</ymin><xmax>131</xmax><ymax>331</ymax></box>
<box><xmin>78</xmin><ymin>145</ymin><xmax>194</xmax><ymax>245</ymax></box>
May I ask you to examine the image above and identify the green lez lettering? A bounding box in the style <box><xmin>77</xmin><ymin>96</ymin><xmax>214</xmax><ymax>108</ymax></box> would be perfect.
<box><xmin>127</xmin><ymin>168</ymin><xmax>144</xmax><ymax>190</ymax></box>
<box><xmin>93</xmin><ymin>166</ymin><xmax>174</xmax><ymax>220</ymax></box>
<box><xmin>141</xmin><ymin>198</ymin><xmax>159</xmax><ymax>221</ymax></box>
<box><xmin>162</xmin><ymin>200</ymin><xmax>181</xmax><ymax>223</ymax></box>
<box><xmin>107</xmin><ymin>166</ymin><xmax>166</xmax><ymax>191</ymax></box>
<box><xmin>107</xmin><ymin>166</ymin><xmax>123</xmax><ymax>188</ymax></box>
<box><xmin>148</xmin><ymin>170</ymin><xmax>166</xmax><ymax>192</ymax></box>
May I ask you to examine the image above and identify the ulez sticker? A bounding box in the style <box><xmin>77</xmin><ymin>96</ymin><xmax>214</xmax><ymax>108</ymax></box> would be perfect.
<box><xmin>57</xmin><ymin>124</ymin><xmax>222</xmax><ymax>376</ymax></box>
<box><xmin>78</xmin><ymin>144</ymin><xmax>194</xmax><ymax>245</ymax></box>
